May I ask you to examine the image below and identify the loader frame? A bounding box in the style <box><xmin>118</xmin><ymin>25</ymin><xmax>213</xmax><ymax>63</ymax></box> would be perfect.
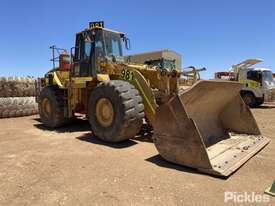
<box><xmin>37</xmin><ymin>22</ymin><xmax>270</xmax><ymax>177</ymax></box>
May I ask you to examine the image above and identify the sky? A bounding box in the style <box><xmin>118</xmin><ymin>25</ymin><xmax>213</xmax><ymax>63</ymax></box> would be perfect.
<box><xmin>0</xmin><ymin>0</ymin><xmax>274</xmax><ymax>79</ymax></box>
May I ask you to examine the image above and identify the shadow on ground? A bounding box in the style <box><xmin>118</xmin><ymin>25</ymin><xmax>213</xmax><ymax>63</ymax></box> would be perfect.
<box><xmin>75</xmin><ymin>124</ymin><xmax>154</xmax><ymax>148</ymax></box>
<box><xmin>33</xmin><ymin>117</ymin><xmax>229</xmax><ymax>177</ymax></box>
<box><xmin>76</xmin><ymin>133</ymin><xmax>137</xmax><ymax>149</ymax></box>
<box><xmin>33</xmin><ymin>118</ymin><xmax>91</xmax><ymax>133</ymax></box>
<box><xmin>134</xmin><ymin>124</ymin><xmax>153</xmax><ymax>143</ymax></box>
<box><xmin>33</xmin><ymin>119</ymin><xmax>154</xmax><ymax>141</ymax></box>
<box><xmin>255</xmin><ymin>105</ymin><xmax>275</xmax><ymax>109</ymax></box>
<box><xmin>146</xmin><ymin>155</ymin><xmax>228</xmax><ymax>179</ymax></box>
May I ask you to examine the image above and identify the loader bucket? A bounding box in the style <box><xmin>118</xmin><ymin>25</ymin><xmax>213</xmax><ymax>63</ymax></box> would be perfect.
<box><xmin>153</xmin><ymin>80</ymin><xmax>270</xmax><ymax>176</ymax></box>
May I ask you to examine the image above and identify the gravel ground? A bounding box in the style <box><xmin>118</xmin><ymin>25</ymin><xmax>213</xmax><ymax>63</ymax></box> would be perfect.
<box><xmin>0</xmin><ymin>106</ymin><xmax>274</xmax><ymax>206</ymax></box>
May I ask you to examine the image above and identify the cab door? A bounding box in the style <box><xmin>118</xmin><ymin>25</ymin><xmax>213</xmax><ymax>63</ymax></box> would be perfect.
<box><xmin>72</xmin><ymin>33</ymin><xmax>95</xmax><ymax>77</ymax></box>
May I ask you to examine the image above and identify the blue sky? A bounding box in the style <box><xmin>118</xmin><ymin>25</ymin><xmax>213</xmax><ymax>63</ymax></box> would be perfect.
<box><xmin>0</xmin><ymin>0</ymin><xmax>274</xmax><ymax>79</ymax></box>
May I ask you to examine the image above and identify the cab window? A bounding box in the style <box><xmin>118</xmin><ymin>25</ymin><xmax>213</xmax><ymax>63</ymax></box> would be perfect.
<box><xmin>84</xmin><ymin>42</ymin><xmax>92</xmax><ymax>59</ymax></box>
<box><xmin>247</xmin><ymin>71</ymin><xmax>261</xmax><ymax>82</ymax></box>
<box><xmin>74</xmin><ymin>35</ymin><xmax>82</xmax><ymax>61</ymax></box>
<box><xmin>95</xmin><ymin>40</ymin><xmax>104</xmax><ymax>58</ymax></box>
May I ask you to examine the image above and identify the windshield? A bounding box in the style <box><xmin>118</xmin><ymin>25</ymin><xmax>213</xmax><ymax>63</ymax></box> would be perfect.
<box><xmin>103</xmin><ymin>30</ymin><xmax>123</xmax><ymax>57</ymax></box>
<box><xmin>144</xmin><ymin>58</ymin><xmax>176</xmax><ymax>71</ymax></box>
<box><xmin>262</xmin><ymin>71</ymin><xmax>273</xmax><ymax>82</ymax></box>
<box><xmin>163</xmin><ymin>59</ymin><xmax>176</xmax><ymax>71</ymax></box>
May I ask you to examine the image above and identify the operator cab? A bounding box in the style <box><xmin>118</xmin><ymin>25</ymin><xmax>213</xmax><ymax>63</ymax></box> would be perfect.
<box><xmin>254</xmin><ymin>68</ymin><xmax>275</xmax><ymax>88</ymax></box>
<box><xmin>240</xmin><ymin>68</ymin><xmax>275</xmax><ymax>88</ymax></box>
<box><xmin>72</xmin><ymin>21</ymin><xmax>130</xmax><ymax>77</ymax></box>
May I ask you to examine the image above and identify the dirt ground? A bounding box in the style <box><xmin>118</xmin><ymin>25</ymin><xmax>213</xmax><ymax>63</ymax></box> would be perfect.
<box><xmin>0</xmin><ymin>106</ymin><xmax>274</xmax><ymax>206</ymax></box>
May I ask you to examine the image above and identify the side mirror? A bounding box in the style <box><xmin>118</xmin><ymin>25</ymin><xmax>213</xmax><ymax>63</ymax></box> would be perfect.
<box><xmin>123</xmin><ymin>37</ymin><xmax>131</xmax><ymax>50</ymax></box>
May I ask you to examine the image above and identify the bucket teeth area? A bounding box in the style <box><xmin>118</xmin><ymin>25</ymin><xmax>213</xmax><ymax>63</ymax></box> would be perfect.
<box><xmin>153</xmin><ymin>80</ymin><xmax>270</xmax><ymax>176</ymax></box>
<box><xmin>206</xmin><ymin>134</ymin><xmax>270</xmax><ymax>176</ymax></box>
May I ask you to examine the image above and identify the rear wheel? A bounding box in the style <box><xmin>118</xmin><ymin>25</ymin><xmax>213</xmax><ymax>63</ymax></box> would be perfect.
<box><xmin>39</xmin><ymin>86</ymin><xmax>70</xmax><ymax>128</ymax></box>
<box><xmin>89</xmin><ymin>80</ymin><xmax>144</xmax><ymax>142</ymax></box>
<box><xmin>256</xmin><ymin>98</ymin><xmax>264</xmax><ymax>107</ymax></box>
<box><xmin>241</xmin><ymin>92</ymin><xmax>257</xmax><ymax>107</ymax></box>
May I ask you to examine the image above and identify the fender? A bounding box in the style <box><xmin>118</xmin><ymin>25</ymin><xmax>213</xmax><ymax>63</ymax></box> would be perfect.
<box><xmin>121</xmin><ymin>67</ymin><xmax>157</xmax><ymax>127</ymax></box>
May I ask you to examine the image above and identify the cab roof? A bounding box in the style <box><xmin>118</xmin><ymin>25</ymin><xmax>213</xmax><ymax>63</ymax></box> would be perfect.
<box><xmin>77</xmin><ymin>27</ymin><xmax>125</xmax><ymax>37</ymax></box>
<box><xmin>253</xmin><ymin>67</ymin><xmax>272</xmax><ymax>72</ymax></box>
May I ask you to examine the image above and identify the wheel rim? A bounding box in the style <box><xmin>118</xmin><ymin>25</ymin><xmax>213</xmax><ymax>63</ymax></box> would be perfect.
<box><xmin>41</xmin><ymin>98</ymin><xmax>51</xmax><ymax>118</ymax></box>
<box><xmin>95</xmin><ymin>98</ymin><xmax>114</xmax><ymax>127</ymax></box>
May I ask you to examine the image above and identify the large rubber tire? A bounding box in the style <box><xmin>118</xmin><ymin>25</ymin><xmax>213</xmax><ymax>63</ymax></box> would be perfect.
<box><xmin>0</xmin><ymin>76</ymin><xmax>36</xmax><ymax>97</ymax></box>
<box><xmin>88</xmin><ymin>80</ymin><xmax>144</xmax><ymax>142</ymax></box>
<box><xmin>241</xmin><ymin>92</ymin><xmax>257</xmax><ymax>108</ymax></box>
<box><xmin>0</xmin><ymin>97</ymin><xmax>38</xmax><ymax>118</ymax></box>
<box><xmin>256</xmin><ymin>99</ymin><xmax>264</xmax><ymax>107</ymax></box>
<box><xmin>38</xmin><ymin>86</ymin><xmax>69</xmax><ymax>128</ymax></box>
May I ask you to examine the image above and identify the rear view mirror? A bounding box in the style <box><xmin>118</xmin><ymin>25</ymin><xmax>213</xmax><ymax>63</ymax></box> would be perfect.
<box><xmin>123</xmin><ymin>37</ymin><xmax>131</xmax><ymax>50</ymax></box>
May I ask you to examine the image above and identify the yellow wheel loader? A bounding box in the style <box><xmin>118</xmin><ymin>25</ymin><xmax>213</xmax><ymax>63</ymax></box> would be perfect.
<box><xmin>37</xmin><ymin>21</ymin><xmax>270</xmax><ymax>176</ymax></box>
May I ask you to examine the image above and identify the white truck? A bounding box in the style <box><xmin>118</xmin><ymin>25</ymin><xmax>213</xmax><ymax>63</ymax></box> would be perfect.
<box><xmin>215</xmin><ymin>59</ymin><xmax>275</xmax><ymax>107</ymax></box>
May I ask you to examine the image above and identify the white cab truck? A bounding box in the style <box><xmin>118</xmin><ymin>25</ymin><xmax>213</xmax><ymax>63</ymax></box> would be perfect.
<box><xmin>215</xmin><ymin>59</ymin><xmax>275</xmax><ymax>107</ymax></box>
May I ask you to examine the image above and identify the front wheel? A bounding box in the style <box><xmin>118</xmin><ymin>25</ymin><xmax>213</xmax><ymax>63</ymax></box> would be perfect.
<box><xmin>88</xmin><ymin>80</ymin><xmax>144</xmax><ymax>142</ymax></box>
<box><xmin>241</xmin><ymin>92</ymin><xmax>257</xmax><ymax>108</ymax></box>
